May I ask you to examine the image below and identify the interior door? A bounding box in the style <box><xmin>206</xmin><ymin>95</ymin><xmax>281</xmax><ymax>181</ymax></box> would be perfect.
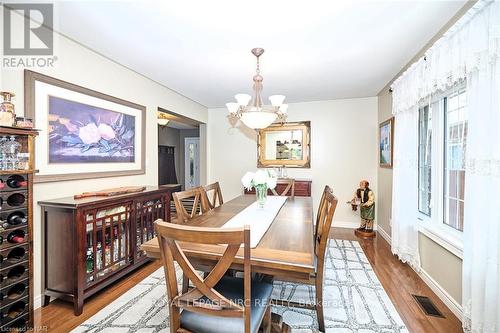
<box><xmin>184</xmin><ymin>137</ymin><xmax>200</xmax><ymax>189</ymax></box>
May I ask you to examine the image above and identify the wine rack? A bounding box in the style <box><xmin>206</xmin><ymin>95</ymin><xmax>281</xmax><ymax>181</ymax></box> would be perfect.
<box><xmin>39</xmin><ymin>186</ymin><xmax>173</xmax><ymax>315</ymax></box>
<box><xmin>0</xmin><ymin>126</ymin><xmax>37</xmax><ymax>332</ymax></box>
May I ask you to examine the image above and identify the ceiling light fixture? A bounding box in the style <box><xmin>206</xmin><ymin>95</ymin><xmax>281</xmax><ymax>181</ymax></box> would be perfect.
<box><xmin>226</xmin><ymin>48</ymin><xmax>287</xmax><ymax>129</ymax></box>
<box><xmin>157</xmin><ymin>111</ymin><xmax>170</xmax><ymax>126</ymax></box>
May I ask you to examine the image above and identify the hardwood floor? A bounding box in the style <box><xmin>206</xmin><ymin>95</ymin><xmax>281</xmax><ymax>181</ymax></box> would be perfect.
<box><xmin>330</xmin><ymin>228</ymin><xmax>463</xmax><ymax>333</ymax></box>
<box><xmin>35</xmin><ymin>228</ymin><xmax>463</xmax><ymax>332</ymax></box>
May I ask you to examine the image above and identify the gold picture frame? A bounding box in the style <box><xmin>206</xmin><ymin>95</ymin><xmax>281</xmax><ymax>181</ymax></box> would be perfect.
<box><xmin>257</xmin><ymin>121</ymin><xmax>311</xmax><ymax>168</ymax></box>
<box><xmin>379</xmin><ymin>117</ymin><xmax>394</xmax><ymax>168</ymax></box>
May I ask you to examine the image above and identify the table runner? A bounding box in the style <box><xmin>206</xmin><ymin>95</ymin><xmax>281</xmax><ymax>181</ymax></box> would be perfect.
<box><xmin>221</xmin><ymin>196</ymin><xmax>287</xmax><ymax>248</ymax></box>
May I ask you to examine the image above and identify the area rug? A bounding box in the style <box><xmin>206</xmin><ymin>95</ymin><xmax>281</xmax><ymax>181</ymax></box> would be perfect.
<box><xmin>71</xmin><ymin>240</ymin><xmax>408</xmax><ymax>333</ymax></box>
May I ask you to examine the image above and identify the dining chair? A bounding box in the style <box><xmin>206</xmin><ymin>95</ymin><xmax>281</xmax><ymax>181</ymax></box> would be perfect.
<box><xmin>203</xmin><ymin>182</ymin><xmax>224</xmax><ymax>209</ymax></box>
<box><xmin>273</xmin><ymin>185</ymin><xmax>337</xmax><ymax>332</ymax></box>
<box><xmin>270</xmin><ymin>178</ymin><xmax>295</xmax><ymax>198</ymax></box>
<box><xmin>155</xmin><ymin>220</ymin><xmax>273</xmax><ymax>333</ymax></box>
<box><xmin>173</xmin><ymin>187</ymin><xmax>210</xmax><ymax>224</ymax></box>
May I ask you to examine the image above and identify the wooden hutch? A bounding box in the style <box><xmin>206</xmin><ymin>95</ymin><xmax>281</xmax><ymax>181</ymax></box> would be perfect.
<box><xmin>39</xmin><ymin>186</ymin><xmax>175</xmax><ymax>315</ymax></box>
<box><xmin>0</xmin><ymin>126</ymin><xmax>38</xmax><ymax>331</ymax></box>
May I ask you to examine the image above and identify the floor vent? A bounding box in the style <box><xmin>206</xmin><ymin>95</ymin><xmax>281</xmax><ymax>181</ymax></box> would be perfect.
<box><xmin>412</xmin><ymin>295</ymin><xmax>445</xmax><ymax>318</ymax></box>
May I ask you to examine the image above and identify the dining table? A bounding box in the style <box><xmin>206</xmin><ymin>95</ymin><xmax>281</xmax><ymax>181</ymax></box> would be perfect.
<box><xmin>140</xmin><ymin>194</ymin><xmax>316</xmax><ymax>332</ymax></box>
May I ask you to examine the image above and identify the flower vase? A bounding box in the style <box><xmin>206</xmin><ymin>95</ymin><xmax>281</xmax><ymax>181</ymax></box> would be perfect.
<box><xmin>255</xmin><ymin>185</ymin><xmax>268</xmax><ymax>208</ymax></box>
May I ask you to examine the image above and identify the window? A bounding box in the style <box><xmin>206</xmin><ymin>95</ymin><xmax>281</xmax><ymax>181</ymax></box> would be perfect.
<box><xmin>444</xmin><ymin>89</ymin><xmax>467</xmax><ymax>231</ymax></box>
<box><xmin>418</xmin><ymin>105</ymin><xmax>432</xmax><ymax>216</ymax></box>
<box><xmin>417</xmin><ymin>84</ymin><xmax>467</xmax><ymax>240</ymax></box>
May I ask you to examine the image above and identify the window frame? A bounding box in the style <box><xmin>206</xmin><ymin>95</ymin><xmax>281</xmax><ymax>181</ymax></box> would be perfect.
<box><xmin>416</xmin><ymin>83</ymin><xmax>466</xmax><ymax>259</ymax></box>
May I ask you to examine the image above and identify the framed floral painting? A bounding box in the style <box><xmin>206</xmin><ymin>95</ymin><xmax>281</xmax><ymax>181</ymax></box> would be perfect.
<box><xmin>24</xmin><ymin>70</ymin><xmax>145</xmax><ymax>182</ymax></box>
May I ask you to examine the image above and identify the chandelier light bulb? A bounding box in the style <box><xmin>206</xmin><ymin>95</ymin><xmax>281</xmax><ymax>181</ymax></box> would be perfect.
<box><xmin>269</xmin><ymin>95</ymin><xmax>286</xmax><ymax>107</ymax></box>
<box><xmin>280</xmin><ymin>104</ymin><xmax>289</xmax><ymax>114</ymax></box>
<box><xmin>235</xmin><ymin>94</ymin><xmax>252</xmax><ymax>107</ymax></box>
<box><xmin>226</xmin><ymin>102</ymin><xmax>239</xmax><ymax>114</ymax></box>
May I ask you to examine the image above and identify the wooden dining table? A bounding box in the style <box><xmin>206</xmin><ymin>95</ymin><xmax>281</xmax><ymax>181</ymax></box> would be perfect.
<box><xmin>140</xmin><ymin>194</ymin><xmax>316</xmax><ymax>331</ymax></box>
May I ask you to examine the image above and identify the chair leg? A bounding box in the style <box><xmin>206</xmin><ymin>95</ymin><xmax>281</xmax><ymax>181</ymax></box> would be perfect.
<box><xmin>262</xmin><ymin>305</ymin><xmax>271</xmax><ymax>333</ymax></box>
<box><xmin>182</xmin><ymin>274</ymin><xmax>189</xmax><ymax>293</ymax></box>
<box><xmin>315</xmin><ymin>274</ymin><xmax>325</xmax><ymax>332</ymax></box>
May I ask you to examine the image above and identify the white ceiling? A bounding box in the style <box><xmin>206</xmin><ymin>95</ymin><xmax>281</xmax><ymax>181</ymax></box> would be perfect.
<box><xmin>54</xmin><ymin>0</ymin><xmax>465</xmax><ymax>108</ymax></box>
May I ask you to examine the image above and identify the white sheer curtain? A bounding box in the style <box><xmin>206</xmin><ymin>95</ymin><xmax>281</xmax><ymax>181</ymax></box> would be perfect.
<box><xmin>462</xmin><ymin>46</ymin><xmax>500</xmax><ymax>333</ymax></box>
<box><xmin>390</xmin><ymin>106</ymin><xmax>420</xmax><ymax>269</ymax></box>
<box><xmin>390</xmin><ymin>1</ymin><xmax>500</xmax><ymax>331</ymax></box>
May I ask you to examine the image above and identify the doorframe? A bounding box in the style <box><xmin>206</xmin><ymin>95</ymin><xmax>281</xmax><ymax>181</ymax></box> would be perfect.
<box><xmin>157</xmin><ymin>107</ymin><xmax>207</xmax><ymax>187</ymax></box>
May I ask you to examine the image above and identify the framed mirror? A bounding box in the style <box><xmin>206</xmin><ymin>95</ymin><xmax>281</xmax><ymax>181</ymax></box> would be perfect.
<box><xmin>257</xmin><ymin>121</ymin><xmax>311</xmax><ymax>168</ymax></box>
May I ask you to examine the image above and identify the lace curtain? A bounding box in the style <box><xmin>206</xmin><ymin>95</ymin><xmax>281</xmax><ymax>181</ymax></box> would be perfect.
<box><xmin>390</xmin><ymin>1</ymin><xmax>500</xmax><ymax>331</ymax></box>
<box><xmin>462</xmin><ymin>47</ymin><xmax>500</xmax><ymax>333</ymax></box>
<box><xmin>392</xmin><ymin>0</ymin><xmax>500</xmax><ymax>115</ymax></box>
<box><xmin>390</xmin><ymin>106</ymin><xmax>420</xmax><ymax>270</ymax></box>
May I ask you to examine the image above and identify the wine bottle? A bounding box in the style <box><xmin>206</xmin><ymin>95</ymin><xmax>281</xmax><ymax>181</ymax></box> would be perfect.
<box><xmin>6</xmin><ymin>176</ymin><xmax>27</xmax><ymax>189</ymax></box>
<box><xmin>7</xmin><ymin>232</ymin><xmax>25</xmax><ymax>243</ymax></box>
<box><xmin>8</xmin><ymin>248</ymin><xmax>24</xmax><ymax>261</ymax></box>
<box><xmin>7</xmin><ymin>213</ymin><xmax>27</xmax><ymax>226</ymax></box>
<box><xmin>86</xmin><ymin>249</ymin><xmax>94</xmax><ymax>273</ymax></box>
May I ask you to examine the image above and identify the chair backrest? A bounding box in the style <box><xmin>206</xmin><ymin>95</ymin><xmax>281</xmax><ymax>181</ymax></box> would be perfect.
<box><xmin>314</xmin><ymin>186</ymin><xmax>338</xmax><ymax>263</ymax></box>
<box><xmin>203</xmin><ymin>182</ymin><xmax>224</xmax><ymax>209</ymax></box>
<box><xmin>270</xmin><ymin>178</ymin><xmax>295</xmax><ymax>198</ymax></box>
<box><xmin>173</xmin><ymin>187</ymin><xmax>210</xmax><ymax>224</ymax></box>
<box><xmin>155</xmin><ymin>220</ymin><xmax>251</xmax><ymax>332</ymax></box>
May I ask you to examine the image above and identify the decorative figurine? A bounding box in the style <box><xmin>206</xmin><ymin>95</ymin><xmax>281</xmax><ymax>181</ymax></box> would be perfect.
<box><xmin>349</xmin><ymin>180</ymin><xmax>376</xmax><ymax>238</ymax></box>
<box><xmin>0</xmin><ymin>92</ymin><xmax>16</xmax><ymax>127</ymax></box>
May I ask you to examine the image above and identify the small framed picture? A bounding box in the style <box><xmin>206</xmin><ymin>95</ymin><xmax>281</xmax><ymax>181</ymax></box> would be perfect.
<box><xmin>379</xmin><ymin>117</ymin><xmax>394</xmax><ymax>168</ymax></box>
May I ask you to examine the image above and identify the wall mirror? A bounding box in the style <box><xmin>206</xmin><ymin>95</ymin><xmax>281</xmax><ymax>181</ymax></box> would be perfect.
<box><xmin>257</xmin><ymin>121</ymin><xmax>311</xmax><ymax>168</ymax></box>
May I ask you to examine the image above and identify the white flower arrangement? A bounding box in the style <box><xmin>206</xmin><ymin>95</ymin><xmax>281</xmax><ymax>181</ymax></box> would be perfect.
<box><xmin>241</xmin><ymin>169</ymin><xmax>278</xmax><ymax>190</ymax></box>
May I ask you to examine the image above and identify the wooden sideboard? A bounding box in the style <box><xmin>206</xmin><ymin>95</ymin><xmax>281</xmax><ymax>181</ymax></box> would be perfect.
<box><xmin>244</xmin><ymin>178</ymin><xmax>312</xmax><ymax>197</ymax></box>
<box><xmin>39</xmin><ymin>186</ymin><xmax>176</xmax><ymax>315</ymax></box>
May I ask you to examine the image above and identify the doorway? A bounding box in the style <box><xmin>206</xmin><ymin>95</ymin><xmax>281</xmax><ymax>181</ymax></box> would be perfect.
<box><xmin>157</xmin><ymin>108</ymin><xmax>205</xmax><ymax>190</ymax></box>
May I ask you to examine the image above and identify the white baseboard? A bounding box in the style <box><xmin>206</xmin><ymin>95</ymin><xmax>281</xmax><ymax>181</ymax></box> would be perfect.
<box><xmin>333</xmin><ymin>221</ymin><xmax>378</xmax><ymax>230</ymax></box>
<box><xmin>416</xmin><ymin>267</ymin><xmax>463</xmax><ymax>320</ymax></box>
<box><xmin>377</xmin><ymin>226</ymin><xmax>391</xmax><ymax>244</ymax></box>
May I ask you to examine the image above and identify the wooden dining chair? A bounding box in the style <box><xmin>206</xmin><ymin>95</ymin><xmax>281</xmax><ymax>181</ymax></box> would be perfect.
<box><xmin>173</xmin><ymin>187</ymin><xmax>210</xmax><ymax>224</ymax></box>
<box><xmin>203</xmin><ymin>182</ymin><xmax>224</xmax><ymax>209</ymax></box>
<box><xmin>273</xmin><ymin>185</ymin><xmax>337</xmax><ymax>332</ymax></box>
<box><xmin>155</xmin><ymin>220</ymin><xmax>273</xmax><ymax>333</ymax></box>
<box><xmin>270</xmin><ymin>178</ymin><xmax>295</xmax><ymax>198</ymax></box>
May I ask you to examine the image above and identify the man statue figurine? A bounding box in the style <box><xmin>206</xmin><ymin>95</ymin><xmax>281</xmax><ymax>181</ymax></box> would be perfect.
<box><xmin>351</xmin><ymin>180</ymin><xmax>375</xmax><ymax>233</ymax></box>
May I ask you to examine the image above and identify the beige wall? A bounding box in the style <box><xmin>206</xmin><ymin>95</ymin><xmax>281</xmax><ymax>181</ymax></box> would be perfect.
<box><xmin>208</xmin><ymin>97</ymin><xmax>378</xmax><ymax>227</ymax></box>
<box><xmin>1</xmin><ymin>26</ymin><xmax>207</xmax><ymax>307</ymax></box>
<box><xmin>377</xmin><ymin>86</ymin><xmax>393</xmax><ymax>235</ymax></box>
<box><xmin>419</xmin><ymin>233</ymin><xmax>462</xmax><ymax>303</ymax></box>
<box><xmin>376</xmin><ymin>1</ymin><xmax>476</xmax><ymax>309</ymax></box>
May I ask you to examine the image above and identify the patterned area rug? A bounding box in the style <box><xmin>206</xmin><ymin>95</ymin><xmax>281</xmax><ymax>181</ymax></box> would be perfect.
<box><xmin>72</xmin><ymin>240</ymin><xmax>408</xmax><ymax>333</ymax></box>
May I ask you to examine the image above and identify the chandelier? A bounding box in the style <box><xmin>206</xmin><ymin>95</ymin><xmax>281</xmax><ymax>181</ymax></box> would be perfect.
<box><xmin>226</xmin><ymin>48</ymin><xmax>287</xmax><ymax>129</ymax></box>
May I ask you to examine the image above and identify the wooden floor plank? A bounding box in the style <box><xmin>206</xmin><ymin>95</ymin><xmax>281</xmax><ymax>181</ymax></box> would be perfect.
<box><xmin>34</xmin><ymin>228</ymin><xmax>463</xmax><ymax>332</ymax></box>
